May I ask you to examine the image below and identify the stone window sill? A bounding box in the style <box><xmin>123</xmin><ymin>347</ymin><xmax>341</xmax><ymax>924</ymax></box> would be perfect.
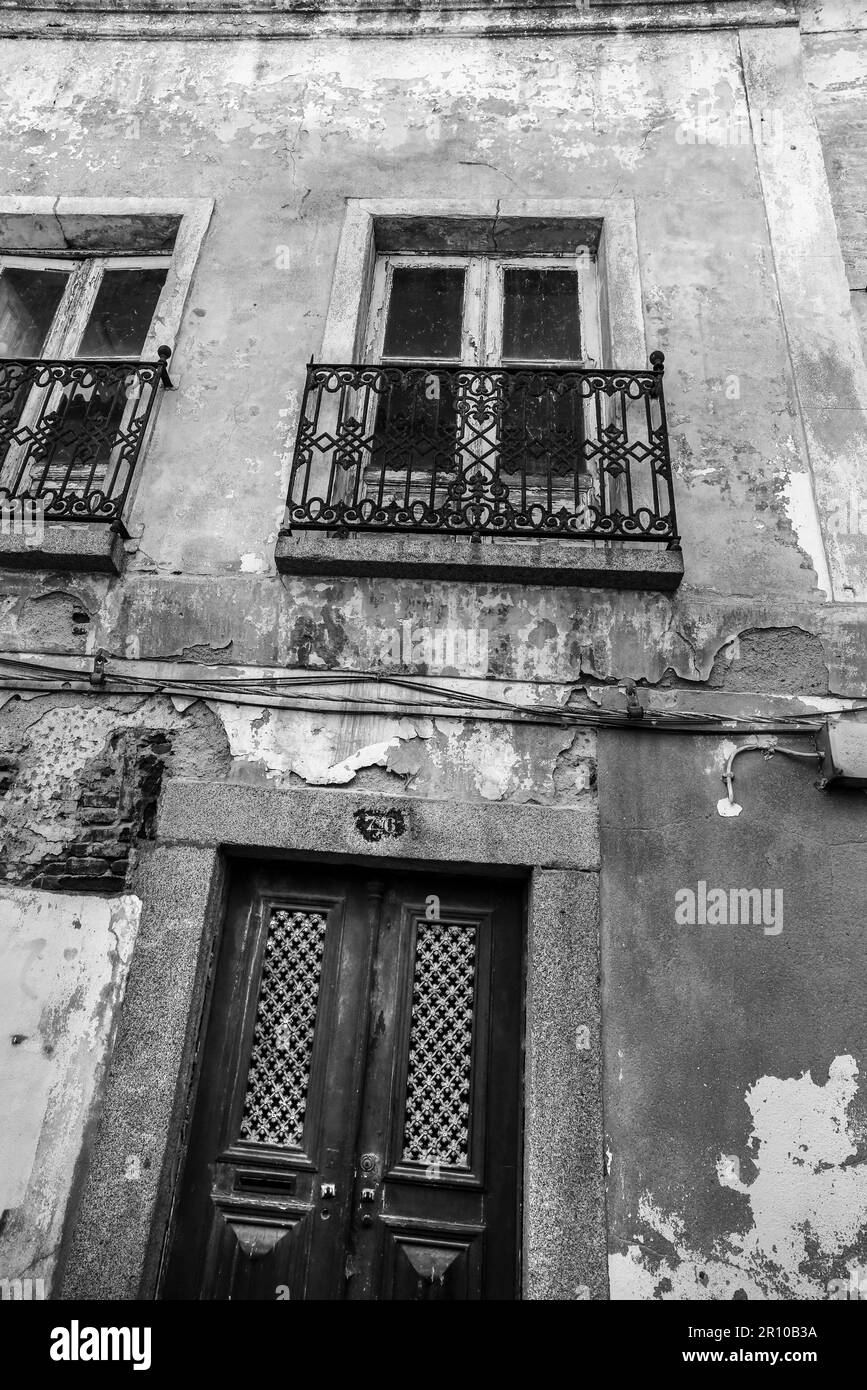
<box><xmin>0</xmin><ymin>522</ymin><xmax>125</xmax><ymax>574</ymax></box>
<box><xmin>275</xmin><ymin>529</ymin><xmax>683</xmax><ymax>590</ymax></box>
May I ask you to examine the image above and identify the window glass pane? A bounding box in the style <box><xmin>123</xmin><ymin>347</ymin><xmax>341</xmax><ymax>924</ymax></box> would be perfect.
<box><xmin>77</xmin><ymin>267</ymin><xmax>168</xmax><ymax>357</ymax></box>
<box><xmin>382</xmin><ymin>266</ymin><xmax>464</xmax><ymax>359</ymax></box>
<box><xmin>502</xmin><ymin>267</ymin><xmax>581</xmax><ymax>361</ymax></box>
<box><xmin>0</xmin><ymin>267</ymin><xmax>70</xmax><ymax>356</ymax></box>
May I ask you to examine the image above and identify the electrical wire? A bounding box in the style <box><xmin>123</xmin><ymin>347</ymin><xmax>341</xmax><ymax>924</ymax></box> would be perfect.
<box><xmin>720</xmin><ymin>738</ymin><xmax>823</xmax><ymax>809</ymax></box>
<box><xmin>0</xmin><ymin>651</ymin><xmax>861</xmax><ymax>735</ymax></box>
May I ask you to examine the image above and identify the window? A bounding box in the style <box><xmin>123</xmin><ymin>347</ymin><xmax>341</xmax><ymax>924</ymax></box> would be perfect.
<box><xmin>0</xmin><ymin>254</ymin><xmax>170</xmax><ymax>359</ymax></box>
<box><xmin>281</xmin><ymin>202</ymin><xmax>682</xmax><ymax>586</ymax></box>
<box><xmin>0</xmin><ymin>254</ymin><xmax>171</xmax><ymax>518</ymax></box>
<box><xmin>365</xmin><ymin>252</ymin><xmax>600</xmax><ymax>367</ymax></box>
<box><xmin>359</xmin><ymin>252</ymin><xmax>601</xmax><ymax>520</ymax></box>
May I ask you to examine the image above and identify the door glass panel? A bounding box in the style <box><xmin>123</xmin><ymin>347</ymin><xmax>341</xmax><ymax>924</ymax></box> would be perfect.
<box><xmin>382</xmin><ymin>266</ymin><xmax>465</xmax><ymax>360</ymax></box>
<box><xmin>502</xmin><ymin>266</ymin><xmax>581</xmax><ymax>361</ymax></box>
<box><xmin>402</xmin><ymin>921</ymin><xmax>477</xmax><ymax>1170</ymax></box>
<box><xmin>238</xmin><ymin>906</ymin><xmax>328</xmax><ymax>1149</ymax></box>
<box><xmin>0</xmin><ymin>267</ymin><xmax>70</xmax><ymax>356</ymax></box>
<box><xmin>77</xmin><ymin>266</ymin><xmax>168</xmax><ymax>357</ymax></box>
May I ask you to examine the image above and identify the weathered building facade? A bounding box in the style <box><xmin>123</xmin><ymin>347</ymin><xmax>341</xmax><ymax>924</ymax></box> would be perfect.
<box><xmin>0</xmin><ymin>0</ymin><xmax>865</xmax><ymax>1300</ymax></box>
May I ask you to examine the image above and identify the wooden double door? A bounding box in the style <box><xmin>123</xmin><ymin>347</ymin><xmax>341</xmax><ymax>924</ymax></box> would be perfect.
<box><xmin>161</xmin><ymin>862</ymin><xmax>524</xmax><ymax>1300</ymax></box>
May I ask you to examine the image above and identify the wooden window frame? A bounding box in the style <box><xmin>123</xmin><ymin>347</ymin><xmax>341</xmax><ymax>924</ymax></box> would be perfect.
<box><xmin>0</xmin><ymin>252</ymin><xmax>173</xmax><ymax>360</ymax></box>
<box><xmin>361</xmin><ymin>251</ymin><xmax>604</xmax><ymax>520</ymax></box>
<box><xmin>364</xmin><ymin>251</ymin><xmax>602</xmax><ymax>369</ymax></box>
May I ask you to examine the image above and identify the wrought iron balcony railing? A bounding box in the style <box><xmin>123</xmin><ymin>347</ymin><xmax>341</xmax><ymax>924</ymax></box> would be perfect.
<box><xmin>286</xmin><ymin>354</ymin><xmax>678</xmax><ymax>544</ymax></box>
<box><xmin>0</xmin><ymin>348</ymin><xmax>172</xmax><ymax>525</ymax></box>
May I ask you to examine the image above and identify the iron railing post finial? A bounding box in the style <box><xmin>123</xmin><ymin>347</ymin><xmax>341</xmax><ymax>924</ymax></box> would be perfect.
<box><xmin>157</xmin><ymin>344</ymin><xmax>174</xmax><ymax>390</ymax></box>
<box><xmin>649</xmin><ymin>350</ymin><xmax>665</xmax><ymax>402</ymax></box>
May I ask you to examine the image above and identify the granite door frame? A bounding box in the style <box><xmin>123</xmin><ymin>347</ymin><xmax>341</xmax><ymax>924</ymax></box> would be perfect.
<box><xmin>56</xmin><ymin>779</ymin><xmax>607</xmax><ymax>1302</ymax></box>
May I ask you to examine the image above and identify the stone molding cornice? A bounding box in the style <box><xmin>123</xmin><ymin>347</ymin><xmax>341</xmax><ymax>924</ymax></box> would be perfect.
<box><xmin>0</xmin><ymin>0</ymin><xmax>802</xmax><ymax>42</ymax></box>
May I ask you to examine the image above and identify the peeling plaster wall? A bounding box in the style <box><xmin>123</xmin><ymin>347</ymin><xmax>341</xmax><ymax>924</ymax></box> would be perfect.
<box><xmin>804</xmin><ymin>2</ymin><xmax>867</xmax><ymax>360</ymax></box>
<box><xmin>1</xmin><ymin>572</ymin><xmax>866</xmax><ymax>694</ymax></box>
<box><xmin>1</xmin><ymin>25</ymin><xmax>866</xmax><ymax>599</ymax></box>
<box><xmin>0</xmin><ymin>693</ymin><xmax>230</xmax><ymax>891</ymax></box>
<box><xmin>599</xmin><ymin>730</ymin><xmax>867</xmax><ymax>1299</ymax></box>
<box><xmin>216</xmin><ymin>702</ymin><xmax>595</xmax><ymax>801</ymax></box>
<box><xmin>0</xmin><ymin>5</ymin><xmax>865</xmax><ymax>1301</ymax></box>
<box><xmin>0</xmin><ymin>888</ymin><xmax>141</xmax><ymax>1293</ymax></box>
<box><xmin>0</xmin><ymin>691</ymin><xmax>595</xmax><ymax>815</ymax></box>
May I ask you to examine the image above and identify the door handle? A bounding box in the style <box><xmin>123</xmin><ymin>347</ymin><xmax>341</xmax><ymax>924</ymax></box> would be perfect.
<box><xmin>320</xmin><ymin>1182</ymin><xmax>336</xmax><ymax>1199</ymax></box>
<box><xmin>359</xmin><ymin>1186</ymin><xmax>378</xmax><ymax>1226</ymax></box>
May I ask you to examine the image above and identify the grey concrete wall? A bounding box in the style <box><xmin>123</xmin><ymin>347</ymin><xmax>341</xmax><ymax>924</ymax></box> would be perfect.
<box><xmin>0</xmin><ymin>21</ymin><xmax>864</xmax><ymax>604</ymax></box>
<box><xmin>0</xmin><ymin>0</ymin><xmax>865</xmax><ymax>1300</ymax></box>
<box><xmin>803</xmin><ymin>1</ymin><xmax>867</xmax><ymax>358</ymax></box>
<box><xmin>599</xmin><ymin>727</ymin><xmax>867</xmax><ymax>1299</ymax></box>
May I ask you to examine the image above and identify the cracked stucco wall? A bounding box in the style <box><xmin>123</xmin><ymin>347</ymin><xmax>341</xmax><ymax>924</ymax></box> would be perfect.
<box><xmin>599</xmin><ymin>729</ymin><xmax>867</xmax><ymax>1300</ymax></box>
<box><xmin>0</xmin><ymin>691</ymin><xmax>596</xmax><ymax>816</ymax></box>
<box><xmin>0</xmin><ymin>888</ymin><xmax>141</xmax><ymax>1293</ymax></box>
<box><xmin>0</xmin><ymin>5</ymin><xmax>865</xmax><ymax>1301</ymax></box>
<box><xmin>0</xmin><ymin>694</ymin><xmax>230</xmax><ymax>891</ymax></box>
<box><xmin>804</xmin><ymin>1</ymin><xmax>867</xmax><ymax>363</ymax></box>
<box><xmin>1</xmin><ymin>24</ymin><xmax>866</xmax><ymax>598</ymax></box>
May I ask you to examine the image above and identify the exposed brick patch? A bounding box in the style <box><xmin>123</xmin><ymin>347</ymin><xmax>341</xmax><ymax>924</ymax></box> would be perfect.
<box><xmin>16</xmin><ymin>729</ymin><xmax>173</xmax><ymax>894</ymax></box>
<box><xmin>0</xmin><ymin>695</ymin><xmax>232</xmax><ymax>895</ymax></box>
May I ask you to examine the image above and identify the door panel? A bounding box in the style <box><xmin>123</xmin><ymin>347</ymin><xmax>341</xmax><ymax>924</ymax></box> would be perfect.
<box><xmin>381</xmin><ymin>1221</ymin><xmax>482</xmax><ymax>1300</ymax></box>
<box><xmin>160</xmin><ymin>863</ymin><xmax>524</xmax><ymax>1301</ymax></box>
<box><xmin>161</xmin><ymin>869</ymin><xmax>382</xmax><ymax>1300</ymax></box>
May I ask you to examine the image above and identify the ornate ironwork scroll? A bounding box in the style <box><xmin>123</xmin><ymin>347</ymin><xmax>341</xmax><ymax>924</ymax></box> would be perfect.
<box><xmin>287</xmin><ymin>354</ymin><xmax>677</xmax><ymax>543</ymax></box>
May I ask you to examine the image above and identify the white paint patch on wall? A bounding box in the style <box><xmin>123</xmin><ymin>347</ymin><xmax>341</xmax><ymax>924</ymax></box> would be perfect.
<box><xmin>610</xmin><ymin>1055</ymin><xmax>867</xmax><ymax>1299</ymax></box>
<box><xmin>211</xmin><ymin>701</ymin><xmax>432</xmax><ymax>785</ymax></box>
<box><xmin>783</xmin><ymin>469</ymin><xmax>833</xmax><ymax>598</ymax></box>
<box><xmin>429</xmin><ymin>718</ymin><xmax>529</xmax><ymax>801</ymax></box>
<box><xmin>0</xmin><ymin>888</ymin><xmax>141</xmax><ymax>1293</ymax></box>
